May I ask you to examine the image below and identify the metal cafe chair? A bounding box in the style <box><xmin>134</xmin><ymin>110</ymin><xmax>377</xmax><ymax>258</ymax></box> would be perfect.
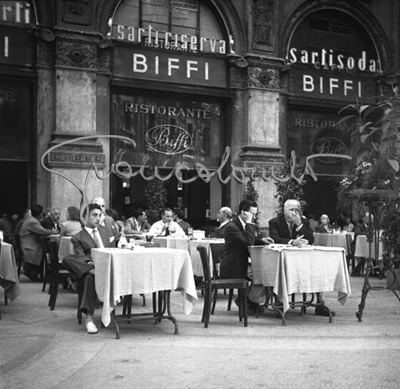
<box><xmin>197</xmin><ymin>245</ymin><xmax>249</xmax><ymax>328</ymax></box>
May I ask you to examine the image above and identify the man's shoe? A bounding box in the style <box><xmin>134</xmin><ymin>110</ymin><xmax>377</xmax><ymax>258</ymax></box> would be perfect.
<box><xmin>85</xmin><ymin>317</ymin><xmax>98</xmax><ymax>334</ymax></box>
<box><xmin>315</xmin><ymin>306</ymin><xmax>336</xmax><ymax>317</ymax></box>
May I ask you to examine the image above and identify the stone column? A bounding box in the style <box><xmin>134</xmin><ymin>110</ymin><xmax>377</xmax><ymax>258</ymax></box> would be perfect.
<box><xmin>228</xmin><ymin>55</ymin><xmax>285</xmax><ymax>230</ymax></box>
<box><xmin>38</xmin><ymin>29</ymin><xmax>107</xmax><ymax>218</ymax></box>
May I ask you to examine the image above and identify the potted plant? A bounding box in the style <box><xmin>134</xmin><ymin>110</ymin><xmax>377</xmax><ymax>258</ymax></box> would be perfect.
<box><xmin>336</xmin><ymin>82</ymin><xmax>400</xmax><ymax>287</ymax></box>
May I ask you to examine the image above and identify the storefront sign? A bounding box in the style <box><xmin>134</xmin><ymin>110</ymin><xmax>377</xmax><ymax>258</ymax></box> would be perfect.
<box><xmin>113</xmin><ymin>47</ymin><xmax>226</xmax><ymax>87</ymax></box>
<box><xmin>288</xmin><ymin>68</ymin><xmax>375</xmax><ymax>102</ymax></box>
<box><xmin>145</xmin><ymin>125</ymin><xmax>192</xmax><ymax>155</ymax></box>
<box><xmin>288</xmin><ymin>109</ymin><xmax>355</xmax><ymax>176</ymax></box>
<box><xmin>287</xmin><ymin>46</ymin><xmax>379</xmax><ymax>102</ymax></box>
<box><xmin>0</xmin><ymin>1</ymin><xmax>31</xmax><ymax>24</ymax></box>
<box><xmin>0</xmin><ymin>28</ymin><xmax>34</xmax><ymax>65</ymax></box>
<box><xmin>112</xmin><ymin>23</ymin><xmax>235</xmax><ymax>54</ymax></box>
<box><xmin>288</xmin><ymin>48</ymin><xmax>381</xmax><ymax>73</ymax></box>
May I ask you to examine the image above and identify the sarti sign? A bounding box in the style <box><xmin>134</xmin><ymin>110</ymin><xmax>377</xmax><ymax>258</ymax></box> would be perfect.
<box><xmin>287</xmin><ymin>48</ymin><xmax>380</xmax><ymax>101</ymax></box>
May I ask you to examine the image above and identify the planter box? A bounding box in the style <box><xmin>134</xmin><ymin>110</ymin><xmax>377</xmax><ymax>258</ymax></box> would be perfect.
<box><xmin>386</xmin><ymin>269</ymin><xmax>400</xmax><ymax>290</ymax></box>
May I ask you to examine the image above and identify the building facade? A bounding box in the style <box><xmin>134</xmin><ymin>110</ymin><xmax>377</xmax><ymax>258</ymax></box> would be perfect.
<box><xmin>0</xmin><ymin>0</ymin><xmax>398</xmax><ymax>228</ymax></box>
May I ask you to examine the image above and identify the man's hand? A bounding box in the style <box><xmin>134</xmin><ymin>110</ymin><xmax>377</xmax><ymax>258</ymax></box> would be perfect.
<box><xmin>262</xmin><ymin>237</ymin><xmax>274</xmax><ymax>245</ymax></box>
<box><xmin>292</xmin><ymin>235</ymin><xmax>309</xmax><ymax>247</ymax></box>
<box><xmin>243</xmin><ymin>211</ymin><xmax>254</xmax><ymax>224</ymax></box>
<box><xmin>288</xmin><ymin>210</ymin><xmax>301</xmax><ymax>226</ymax></box>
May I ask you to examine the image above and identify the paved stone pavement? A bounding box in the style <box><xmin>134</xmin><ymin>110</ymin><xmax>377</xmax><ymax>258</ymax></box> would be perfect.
<box><xmin>1</xmin><ymin>274</ymin><xmax>400</xmax><ymax>389</ymax></box>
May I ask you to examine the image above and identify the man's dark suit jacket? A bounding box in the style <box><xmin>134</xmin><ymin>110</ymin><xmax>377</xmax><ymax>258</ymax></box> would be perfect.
<box><xmin>41</xmin><ymin>216</ymin><xmax>60</xmax><ymax>233</ymax></box>
<box><xmin>269</xmin><ymin>214</ymin><xmax>314</xmax><ymax>245</ymax></box>
<box><xmin>221</xmin><ymin>216</ymin><xmax>257</xmax><ymax>279</ymax></box>
<box><xmin>209</xmin><ymin>222</ymin><xmax>229</xmax><ymax>239</ymax></box>
<box><xmin>62</xmin><ymin>226</ymin><xmax>115</xmax><ymax>279</ymax></box>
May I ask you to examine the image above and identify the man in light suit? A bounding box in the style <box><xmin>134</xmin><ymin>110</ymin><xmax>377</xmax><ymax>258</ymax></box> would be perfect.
<box><xmin>62</xmin><ymin>203</ymin><xmax>116</xmax><ymax>334</ymax></box>
<box><xmin>19</xmin><ymin>204</ymin><xmax>58</xmax><ymax>281</ymax></box>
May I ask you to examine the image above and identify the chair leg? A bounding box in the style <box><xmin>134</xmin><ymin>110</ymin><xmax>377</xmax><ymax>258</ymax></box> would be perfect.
<box><xmin>204</xmin><ymin>287</ymin><xmax>212</xmax><ymax>328</ymax></box>
<box><xmin>211</xmin><ymin>289</ymin><xmax>218</xmax><ymax>314</ymax></box>
<box><xmin>243</xmin><ymin>287</ymin><xmax>248</xmax><ymax>327</ymax></box>
<box><xmin>77</xmin><ymin>285</ymin><xmax>83</xmax><ymax>324</ymax></box>
<box><xmin>227</xmin><ymin>289</ymin><xmax>234</xmax><ymax>311</ymax></box>
<box><xmin>49</xmin><ymin>276</ymin><xmax>59</xmax><ymax>311</ymax></box>
<box><xmin>141</xmin><ymin>293</ymin><xmax>146</xmax><ymax>307</ymax></box>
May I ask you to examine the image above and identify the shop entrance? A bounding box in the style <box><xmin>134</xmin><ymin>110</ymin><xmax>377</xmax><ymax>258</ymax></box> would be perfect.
<box><xmin>304</xmin><ymin>176</ymin><xmax>341</xmax><ymax>224</ymax></box>
<box><xmin>0</xmin><ymin>161</ymin><xmax>30</xmax><ymax>216</ymax></box>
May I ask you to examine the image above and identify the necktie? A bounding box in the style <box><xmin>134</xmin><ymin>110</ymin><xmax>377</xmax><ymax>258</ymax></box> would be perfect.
<box><xmin>92</xmin><ymin>228</ymin><xmax>101</xmax><ymax>248</ymax></box>
<box><xmin>165</xmin><ymin>227</ymin><xmax>170</xmax><ymax>236</ymax></box>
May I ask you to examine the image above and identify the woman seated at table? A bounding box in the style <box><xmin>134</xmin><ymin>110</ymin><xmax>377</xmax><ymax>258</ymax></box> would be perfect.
<box><xmin>315</xmin><ymin>214</ymin><xmax>333</xmax><ymax>233</ymax></box>
<box><xmin>60</xmin><ymin>206</ymin><xmax>82</xmax><ymax>237</ymax></box>
<box><xmin>342</xmin><ymin>217</ymin><xmax>355</xmax><ymax>232</ymax></box>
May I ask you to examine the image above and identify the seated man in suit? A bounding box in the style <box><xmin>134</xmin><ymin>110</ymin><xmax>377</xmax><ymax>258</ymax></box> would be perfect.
<box><xmin>173</xmin><ymin>207</ymin><xmax>192</xmax><ymax>235</ymax></box>
<box><xmin>91</xmin><ymin>197</ymin><xmax>120</xmax><ymax>240</ymax></box>
<box><xmin>62</xmin><ymin>203</ymin><xmax>116</xmax><ymax>334</ymax></box>
<box><xmin>124</xmin><ymin>208</ymin><xmax>151</xmax><ymax>234</ymax></box>
<box><xmin>41</xmin><ymin>207</ymin><xmax>61</xmax><ymax>233</ymax></box>
<box><xmin>221</xmin><ymin>199</ymin><xmax>272</xmax><ymax>314</ymax></box>
<box><xmin>269</xmin><ymin>199</ymin><xmax>335</xmax><ymax>317</ymax></box>
<box><xmin>19</xmin><ymin>204</ymin><xmax>58</xmax><ymax>281</ymax></box>
<box><xmin>209</xmin><ymin>207</ymin><xmax>232</xmax><ymax>238</ymax></box>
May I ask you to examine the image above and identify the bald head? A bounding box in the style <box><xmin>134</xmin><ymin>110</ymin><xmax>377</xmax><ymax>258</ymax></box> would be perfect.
<box><xmin>91</xmin><ymin>197</ymin><xmax>106</xmax><ymax>214</ymax></box>
<box><xmin>216</xmin><ymin>207</ymin><xmax>232</xmax><ymax>223</ymax></box>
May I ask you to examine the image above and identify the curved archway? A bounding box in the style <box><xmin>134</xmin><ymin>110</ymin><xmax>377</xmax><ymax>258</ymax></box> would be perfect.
<box><xmin>95</xmin><ymin>0</ymin><xmax>246</xmax><ymax>53</ymax></box>
<box><xmin>278</xmin><ymin>0</ymin><xmax>391</xmax><ymax>71</ymax></box>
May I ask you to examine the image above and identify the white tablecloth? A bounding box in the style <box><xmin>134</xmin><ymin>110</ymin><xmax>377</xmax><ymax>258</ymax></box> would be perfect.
<box><xmin>92</xmin><ymin>247</ymin><xmax>198</xmax><ymax>326</ymax></box>
<box><xmin>58</xmin><ymin>236</ymin><xmax>74</xmax><ymax>262</ymax></box>
<box><xmin>0</xmin><ymin>242</ymin><xmax>20</xmax><ymax>301</ymax></box>
<box><xmin>354</xmin><ymin>234</ymin><xmax>383</xmax><ymax>259</ymax></box>
<box><xmin>313</xmin><ymin>232</ymin><xmax>353</xmax><ymax>255</ymax></box>
<box><xmin>249</xmin><ymin>245</ymin><xmax>351</xmax><ymax>313</ymax></box>
<box><xmin>188</xmin><ymin>239</ymin><xmax>224</xmax><ymax>277</ymax></box>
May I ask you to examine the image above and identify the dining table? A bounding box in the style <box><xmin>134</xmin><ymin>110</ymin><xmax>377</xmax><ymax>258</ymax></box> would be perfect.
<box><xmin>152</xmin><ymin>236</ymin><xmax>224</xmax><ymax>277</ymax></box>
<box><xmin>249</xmin><ymin>244</ymin><xmax>351</xmax><ymax>325</ymax></box>
<box><xmin>0</xmin><ymin>242</ymin><xmax>20</xmax><ymax>306</ymax></box>
<box><xmin>91</xmin><ymin>246</ymin><xmax>198</xmax><ymax>338</ymax></box>
<box><xmin>354</xmin><ymin>233</ymin><xmax>383</xmax><ymax>259</ymax></box>
<box><xmin>313</xmin><ymin>232</ymin><xmax>354</xmax><ymax>255</ymax></box>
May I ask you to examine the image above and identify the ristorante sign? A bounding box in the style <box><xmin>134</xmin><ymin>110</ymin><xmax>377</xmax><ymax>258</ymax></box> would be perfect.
<box><xmin>287</xmin><ymin>48</ymin><xmax>380</xmax><ymax>101</ymax></box>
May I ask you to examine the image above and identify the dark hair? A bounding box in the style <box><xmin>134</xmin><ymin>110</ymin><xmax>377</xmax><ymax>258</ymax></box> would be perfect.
<box><xmin>162</xmin><ymin>208</ymin><xmax>173</xmax><ymax>216</ymax></box>
<box><xmin>174</xmin><ymin>207</ymin><xmax>185</xmax><ymax>219</ymax></box>
<box><xmin>67</xmin><ymin>206</ymin><xmax>80</xmax><ymax>221</ymax></box>
<box><xmin>83</xmin><ymin>203</ymin><xmax>102</xmax><ymax>218</ymax></box>
<box><xmin>238</xmin><ymin>199</ymin><xmax>257</xmax><ymax>213</ymax></box>
<box><xmin>131</xmin><ymin>208</ymin><xmax>144</xmax><ymax>219</ymax></box>
<box><xmin>31</xmin><ymin>204</ymin><xmax>43</xmax><ymax>218</ymax></box>
<box><xmin>106</xmin><ymin>208</ymin><xmax>119</xmax><ymax>220</ymax></box>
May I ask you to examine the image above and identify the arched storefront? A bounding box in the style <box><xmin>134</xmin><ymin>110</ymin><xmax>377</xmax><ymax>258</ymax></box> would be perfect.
<box><xmin>281</xmin><ymin>4</ymin><xmax>391</xmax><ymax>223</ymax></box>
<box><xmin>107</xmin><ymin>0</ymin><xmax>234</xmax><ymax>226</ymax></box>
<box><xmin>0</xmin><ymin>1</ymin><xmax>37</xmax><ymax>216</ymax></box>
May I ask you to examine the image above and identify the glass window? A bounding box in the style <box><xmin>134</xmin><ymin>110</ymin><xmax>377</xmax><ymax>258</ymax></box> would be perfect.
<box><xmin>110</xmin><ymin>0</ymin><xmax>224</xmax><ymax>52</ymax></box>
<box><xmin>111</xmin><ymin>91</ymin><xmax>223</xmax><ymax>170</ymax></box>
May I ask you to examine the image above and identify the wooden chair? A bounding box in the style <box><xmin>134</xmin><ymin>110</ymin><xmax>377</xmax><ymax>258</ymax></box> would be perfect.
<box><xmin>197</xmin><ymin>245</ymin><xmax>249</xmax><ymax>328</ymax></box>
<box><xmin>47</xmin><ymin>240</ymin><xmax>84</xmax><ymax>324</ymax></box>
